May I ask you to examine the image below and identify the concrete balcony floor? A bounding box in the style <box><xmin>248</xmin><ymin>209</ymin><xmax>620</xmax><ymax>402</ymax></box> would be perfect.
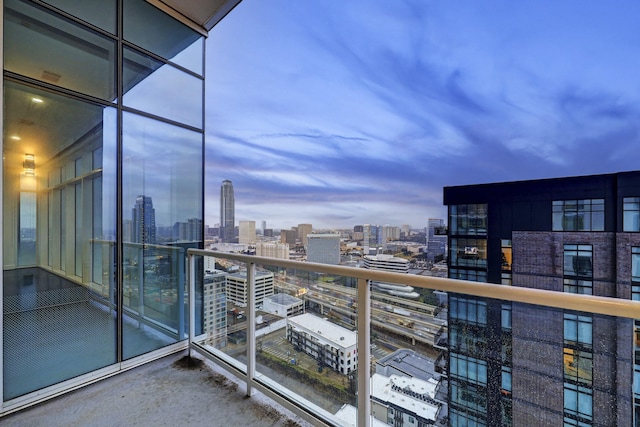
<box><xmin>2</xmin><ymin>351</ymin><xmax>314</xmax><ymax>427</ymax></box>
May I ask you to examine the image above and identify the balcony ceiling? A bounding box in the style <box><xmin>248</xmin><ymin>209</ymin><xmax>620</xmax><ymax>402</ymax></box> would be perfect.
<box><xmin>151</xmin><ymin>0</ymin><xmax>243</xmax><ymax>31</ymax></box>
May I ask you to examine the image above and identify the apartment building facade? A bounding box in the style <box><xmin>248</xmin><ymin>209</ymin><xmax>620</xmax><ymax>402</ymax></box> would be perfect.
<box><xmin>444</xmin><ymin>172</ymin><xmax>640</xmax><ymax>426</ymax></box>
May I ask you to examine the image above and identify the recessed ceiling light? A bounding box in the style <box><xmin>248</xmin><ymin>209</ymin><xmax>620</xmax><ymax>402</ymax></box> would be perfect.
<box><xmin>10</xmin><ymin>135</ymin><xmax>21</xmax><ymax>140</ymax></box>
<box><xmin>31</xmin><ymin>97</ymin><xmax>43</xmax><ymax>104</ymax></box>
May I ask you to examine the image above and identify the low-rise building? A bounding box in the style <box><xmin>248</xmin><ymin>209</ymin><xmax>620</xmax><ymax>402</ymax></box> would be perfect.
<box><xmin>286</xmin><ymin>313</ymin><xmax>357</xmax><ymax>375</ymax></box>
<box><xmin>262</xmin><ymin>293</ymin><xmax>304</xmax><ymax>317</ymax></box>
<box><xmin>371</xmin><ymin>373</ymin><xmax>442</xmax><ymax>426</ymax></box>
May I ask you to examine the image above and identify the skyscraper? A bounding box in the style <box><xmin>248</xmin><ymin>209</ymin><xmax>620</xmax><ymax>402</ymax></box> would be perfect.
<box><xmin>132</xmin><ymin>195</ymin><xmax>156</xmax><ymax>244</ymax></box>
<box><xmin>425</xmin><ymin>218</ymin><xmax>447</xmax><ymax>262</ymax></box>
<box><xmin>220</xmin><ymin>180</ymin><xmax>235</xmax><ymax>243</ymax></box>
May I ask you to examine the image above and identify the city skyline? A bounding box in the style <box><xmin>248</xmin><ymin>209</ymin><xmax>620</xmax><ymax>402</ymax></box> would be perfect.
<box><xmin>205</xmin><ymin>0</ymin><xmax>640</xmax><ymax>230</ymax></box>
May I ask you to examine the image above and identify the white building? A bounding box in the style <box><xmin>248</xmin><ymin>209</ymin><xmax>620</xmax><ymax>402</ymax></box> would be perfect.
<box><xmin>286</xmin><ymin>313</ymin><xmax>357</xmax><ymax>375</ymax></box>
<box><xmin>203</xmin><ymin>270</ymin><xmax>227</xmax><ymax>348</ymax></box>
<box><xmin>255</xmin><ymin>242</ymin><xmax>289</xmax><ymax>259</ymax></box>
<box><xmin>380</xmin><ymin>225</ymin><xmax>400</xmax><ymax>243</ymax></box>
<box><xmin>363</xmin><ymin>254</ymin><xmax>410</xmax><ymax>273</ymax></box>
<box><xmin>362</xmin><ymin>254</ymin><xmax>418</xmax><ymax>299</ymax></box>
<box><xmin>306</xmin><ymin>234</ymin><xmax>340</xmax><ymax>265</ymax></box>
<box><xmin>262</xmin><ymin>293</ymin><xmax>304</xmax><ymax>317</ymax></box>
<box><xmin>371</xmin><ymin>373</ymin><xmax>442</xmax><ymax>426</ymax></box>
<box><xmin>238</xmin><ymin>220</ymin><xmax>256</xmax><ymax>244</ymax></box>
<box><xmin>226</xmin><ymin>270</ymin><xmax>274</xmax><ymax>307</ymax></box>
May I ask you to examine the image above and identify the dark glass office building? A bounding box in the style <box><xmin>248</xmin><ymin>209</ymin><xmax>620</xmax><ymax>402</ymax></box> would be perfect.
<box><xmin>444</xmin><ymin>172</ymin><xmax>640</xmax><ymax>426</ymax></box>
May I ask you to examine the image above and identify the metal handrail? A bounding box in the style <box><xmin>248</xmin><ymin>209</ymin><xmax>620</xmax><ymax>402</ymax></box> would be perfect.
<box><xmin>187</xmin><ymin>248</ymin><xmax>640</xmax><ymax>427</ymax></box>
<box><xmin>187</xmin><ymin>249</ymin><xmax>640</xmax><ymax>319</ymax></box>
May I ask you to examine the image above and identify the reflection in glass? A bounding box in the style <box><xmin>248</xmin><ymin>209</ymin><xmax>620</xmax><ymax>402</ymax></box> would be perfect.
<box><xmin>41</xmin><ymin>0</ymin><xmax>116</xmax><ymax>34</ymax></box>
<box><xmin>4</xmin><ymin>0</ymin><xmax>116</xmax><ymax>100</ymax></box>
<box><xmin>3</xmin><ymin>81</ymin><xmax>117</xmax><ymax>399</ymax></box>
<box><xmin>123</xmin><ymin>0</ymin><xmax>202</xmax><ymax>63</ymax></box>
<box><xmin>171</xmin><ymin>37</ymin><xmax>204</xmax><ymax>74</ymax></box>
<box><xmin>123</xmin><ymin>47</ymin><xmax>203</xmax><ymax>128</ymax></box>
<box><xmin>122</xmin><ymin>112</ymin><xmax>203</xmax><ymax>359</ymax></box>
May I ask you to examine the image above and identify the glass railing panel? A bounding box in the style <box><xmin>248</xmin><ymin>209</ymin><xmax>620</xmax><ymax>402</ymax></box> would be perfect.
<box><xmin>448</xmin><ymin>294</ymin><xmax>634</xmax><ymax>427</ymax></box>
<box><xmin>369</xmin><ymin>281</ymin><xmax>448</xmax><ymax>427</ymax></box>
<box><xmin>188</xmin><ymin>250</ymin><xmax>640</xmax><ymax>427</ymax></box>
<box><xmin>196</xmin><ymin>255</ymin><xmax>249</xmax><ymax>368</ymax></box>
<box><xmin>253</xmin><ymin>266</ymin><xmax>358</xmax><ymax>425</ymax></box>
<box><xmin>122</xmin><ymin>242</ymin><xmax>185</xmax><ymax>359</ymax></box>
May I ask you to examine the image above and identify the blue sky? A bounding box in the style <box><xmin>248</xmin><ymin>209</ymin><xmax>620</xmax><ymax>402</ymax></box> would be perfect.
<box><xmin>205</xmin><ymin>0</ymin><xmax>640</xmax><ymax>230</ymax></box>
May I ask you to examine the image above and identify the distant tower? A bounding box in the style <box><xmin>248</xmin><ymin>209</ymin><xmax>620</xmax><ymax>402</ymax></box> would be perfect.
<box><xmin>132</xmin><ymin>195</ymin><xmax>156</xmax><ymax>244</ymax></box>
<box><xmin>220</xmin><ymin>180</ymin><xmax>235</xmax><ymax>243</ymax></box>
<box><xmin>238</xmin><ymin>221</ymin><xmax>256</xmax><ymax>244</ymax></box>
<box><xmin>297</xmin><ymin>223</ymin><xmax>313</xmax><ymax>247</ymax></box>
<box><xmin>307</xmin><ymin>234</ymin><xmax>340</xmax><ymax>265</ymax></box>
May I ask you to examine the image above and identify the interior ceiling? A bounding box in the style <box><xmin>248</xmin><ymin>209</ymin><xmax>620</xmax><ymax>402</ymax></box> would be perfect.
<box><xmin>152</xmin><ymin>0</ymin><xmax>243</xmax><ymax>31</ymax></box>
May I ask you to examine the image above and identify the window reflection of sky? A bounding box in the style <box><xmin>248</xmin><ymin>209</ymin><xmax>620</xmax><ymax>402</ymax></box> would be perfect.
<box><xmin>122</xmin><ymin>112</ymin><xmax>202</xmax><ymax>227</ymax></box>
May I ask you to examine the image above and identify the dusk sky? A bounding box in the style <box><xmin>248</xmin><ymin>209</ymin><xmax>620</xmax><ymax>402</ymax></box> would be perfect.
<box><xmin>204</xmin><ymin>0</ymin><xmax>640</xmax><ymax>230</ymax></box>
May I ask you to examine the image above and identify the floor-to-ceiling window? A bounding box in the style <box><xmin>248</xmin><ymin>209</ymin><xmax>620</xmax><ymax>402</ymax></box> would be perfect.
<box><xmin>3</xmin><ymin>0</ymin><xmax>204</xmax><ymax>401</ymax></box>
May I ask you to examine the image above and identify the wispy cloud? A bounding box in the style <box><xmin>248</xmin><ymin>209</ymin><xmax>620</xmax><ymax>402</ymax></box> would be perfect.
<box><xmin>205</xmin><ymin>0</ymin><xmax>640</xmax><ymax>229</ymax></box>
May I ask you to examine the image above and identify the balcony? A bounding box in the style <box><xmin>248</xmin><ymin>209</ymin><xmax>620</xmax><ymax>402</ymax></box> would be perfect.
<box><xmin>3</xmin><ymin>248</ymin><xmax>639</xmax><ymax>426</ymax></box>
<box><xmin>186</xmin><ymin>249</ymin><xmax>640</xmax><ymax>427</ymax></box>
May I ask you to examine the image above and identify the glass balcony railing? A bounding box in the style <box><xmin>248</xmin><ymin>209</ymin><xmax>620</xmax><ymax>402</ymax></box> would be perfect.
<box><xmin>187</xmin><ymin>249</ymin><xmax>640</xmax><ymax>427</ymax></box>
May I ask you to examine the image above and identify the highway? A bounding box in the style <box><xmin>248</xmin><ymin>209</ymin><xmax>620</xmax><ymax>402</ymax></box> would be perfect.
<box><xmin>274</xmin><ymin>276</ymin><xmax>447</xmax><ymax>347</ymax></box>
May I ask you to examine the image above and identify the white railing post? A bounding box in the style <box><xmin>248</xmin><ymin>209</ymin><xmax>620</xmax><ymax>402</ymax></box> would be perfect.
<box><xmin>177</xmin><ymin>247</ymin><xmax>185</xmax><ymax>340</ymax></box>
<box><xmin>188</xmin><ymin>253</ymin><xmax>196</xmax><ymax>357</ymax></box>
<box><xmin>356</xmin><ymin>278</ymin><xmax>371</xmax><ymax>427</ymax></box>
<box><xmin>247</xmin><ymin>261</ymin><xmax>256</xmax><ymax>397</ymax></box>
<box><xmin>137</xmin><ymin>246</ymin><xmax>145</xmax><ymax>327</ymax></box>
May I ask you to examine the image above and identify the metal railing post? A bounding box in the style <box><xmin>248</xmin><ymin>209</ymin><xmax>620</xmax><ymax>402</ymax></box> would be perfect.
<box><xmin>137</xmin><ymin>246</ymin><xmax>144</xmax><ymax>327</ymax></box>
<box><xmin>356</xmin><ymin>278</ymin><xmax>371</xmax><ymax>427</ymax></box>
<box><xmin>177</xmin><ymin>247</ymin><xmax>185</xmax><ymax>340</ymax></box>
<box><xmin>247</xmin><ymin>261</ymin><xmax>256</xmax><ymax>397</ymax></box>
<box><xmin>188</xmin><ymin>252</ymin><xmax>196</xmax><ymax>357</ymax></box>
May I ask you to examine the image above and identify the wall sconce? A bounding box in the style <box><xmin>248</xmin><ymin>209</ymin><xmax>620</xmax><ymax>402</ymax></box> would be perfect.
<box><xmin>23</xmin><ymin>153</ymin><xmax>35</xmax><ymax>176</ymax></box>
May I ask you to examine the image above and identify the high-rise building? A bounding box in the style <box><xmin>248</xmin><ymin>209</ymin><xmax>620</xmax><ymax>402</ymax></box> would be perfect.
<box><xmin>297</xmin><ymin>223</ymin><xmax>313</xmax><ymax>247</ymax></box>
<box><xmin>238</xmin><ymin>220</ymin><xmax>256</xmax><ymax>244</ymax></box>
<box><xmin>425</xmin><ymin>218</ymin><xmax>447</xmax><ymax>262</ymax></box>
<box><xmin>363</xmin><ymin>224</ymin><xmax>379</xmax><ymax>249</ymax></box>
<box><xmin>220</xmin><ymin>180</ymin><xmax>235</xmax><ymax>243</ymax></box>
<box><xmin>306</xmin><ymin>234</ymin><xmax>340</xmax><ymax>265</ymax></box>
<box><xmin>203</xmin><ymin>269</ymin><xmax>227</xmax><ymax>348</ymax></box>
<box><xmin>132</xmin><ymin>195</ymin><xmax>156</xmax><ymax>244</ymax></box>
<box><xmin>280</xmin><ymin>229</ymin><xmax>296</xmax><ymax>245</ymax></box>
<box><xmin>380</xmin><ymin>224</ymin><xmax>400</xmax><ymax>243</ymax></box>
<box><xmin>225</xmin><ymin>271</ymin><xmax>274</xmax><ymax>307</ymax></box>
<box><xmin>444</xmin><ymin>172</ymin><xmax>639</xmax><ymax>426</ymax></box>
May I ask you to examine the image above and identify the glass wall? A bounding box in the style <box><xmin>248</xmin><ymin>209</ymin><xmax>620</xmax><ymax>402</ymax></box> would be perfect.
<box><xmin>3</xmin><ymin>0</ymin><xmax>204</xmax><ymax>401</ymax></box>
